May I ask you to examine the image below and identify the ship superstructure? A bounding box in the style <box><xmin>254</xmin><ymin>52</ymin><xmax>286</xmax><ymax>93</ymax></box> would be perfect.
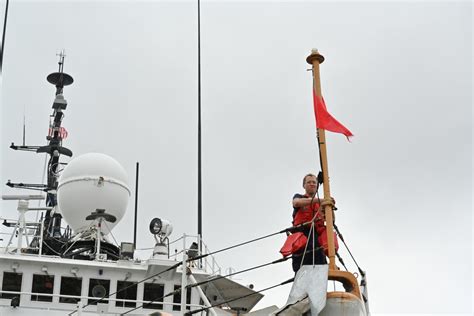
<box><xmin>0</xmin><ymin>55</ymin><xmax>263</xmax><ymax>315</ymax></box>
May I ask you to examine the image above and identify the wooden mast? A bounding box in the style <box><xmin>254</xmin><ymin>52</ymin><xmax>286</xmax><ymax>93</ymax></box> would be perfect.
<box><xmin>305</xmin><ymin>49</ymin><xmax>364</xmax><ymax>302</ymax></box>
<box><xmin>306</xmin><ymin>49</ymin><xmax>336</xmax><ymax>271</ymax></box>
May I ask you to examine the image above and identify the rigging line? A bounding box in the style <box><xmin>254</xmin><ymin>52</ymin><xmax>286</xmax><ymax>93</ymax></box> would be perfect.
<box><xmin>184</xmin><ymin>277</ymin><xmax>295</xmax><ymax>316</ymax></box>
<box><xmin>74</xmin><ymin>223</ymin><xmax>310</xmax><ymax>315</ymax></box>
<box><xmin>312</xmin><ymin>210</ymin><xmax>316</xmax><ymax>265</ymax></box>
<box><xmin>188</xmin><ymin>221</ymin><xmax>311</xmax><ymax>263</ymax></box>
<box><xmin>121</xmin><ymin>256</ymin><xmax>292</xmax><ymax>315</ymax></box>
<box><xmin>121</xmin><ymin>249</ymin><xmax>321</xmax><ymax>316</ymax></box>
<box><xmin>299</xmin><ymin>219</ymin><xmax>315</xmax><ymax>270</ymax></box>
<box><xmin>296</xmin><ymin>212</ymin><xmax>325</xmax><ymax>269</ymax></box>
<box><xmin>335</xmin><ymin>252</ymin><xmax>348</xmax><ymax>271</ymax></box>
<box><xmin>0</xmin><ymin>0</ymin><xmax>9</xmax><ymax>74</ymax></box>
<box><xmin>311</xmin><ymin>183</ymin><xmax>321</xmax><ymax>266</ymax></box>
<box><xmin>333</xmin><ymin>223</ymin><xmax>364</xmax><ymax>275</ymax></box>
<box><xmin>69</xmin><ymin>262</ymin><xmax>182</xmax><ymax>315</ymax></box>
<box><xmin>312</xmin><ymin>67</ymin><xmax>324</xmax><ymax>178</ymax></box>
<box><xmin>189</xmin><ymin>256</ymin><xmax>289</xmax><ymax>289</ymax></box>
<box><xmin>102</xmin><ymin>220</ymin><xmax>120</xmax><ymax>247</ymax></box>
<box><xmin>298</xmin><ymin>184</ymin><xmax>323</xmax><ymax>270</ymax></box>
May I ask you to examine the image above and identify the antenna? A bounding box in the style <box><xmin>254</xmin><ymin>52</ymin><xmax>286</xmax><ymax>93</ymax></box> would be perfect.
<box><xmin>0</xmin><ymin>0</ymin><xmax>10</xmax><ymax>74</ymax></box>
<box><xmin>47</xmin><ymin>49</ymin><xmax>73</xmax><ymax>96</ymax></box>
<box><xmin>133</xmin><ymin>162</ymin><xmax>139</xmax><ymax>249</ymax></box>
<box><xmin>197</xmin><ymin>0</ymin><xmax>203</xmax><ymax>248</ymax></box>
<box><xmin>57</xmin><ymin>49</ymin><xmax>65</xmax><ymax>73</ymax></box>
<box><xmin>22</xmin><ymin>107</ymin><xmax>26</xmax><ymax>146</ymax></box>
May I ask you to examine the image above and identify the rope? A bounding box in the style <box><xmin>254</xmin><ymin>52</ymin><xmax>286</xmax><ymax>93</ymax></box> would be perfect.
<box><xmin>313</xmin><ymin>185</ymin><xmax>321</xmax><ymax>266</ymax></box>
<box><xmin>189</xmin><ymin>257</ymin><xmax>289</xmax><ymax>289</ymax></box>
<box><xmin>0</xmin><ymin>0</ymin><xmax>9</xmax><ymax>74</ymax></box>
<box><xmin>188</xmin><ymin>222</ymin><xmax>310</xmax><ymax>263</ymax></box>
<box><xmin>336</xmin><ymin>252</ymin><xmax>348</xmax><ymax>271</ymax></box>
<box><xmin>121</xmin><ymin>256</ymin><xmax>292</xmax><ymax>315</ymax></box>
<box><xmin>299</xmin><ymin>218</ymin><xmax>315</xmax><ymax>270</ymax></box>
<box><xmin>333</xmin><ymin>223</ymin><xmax>364</xmax><ymax>275</ymax></box>
<box><xmin>102</xmin><ymin>221</ymin><xmax>120</xmax><ymax>247</ymax></box>
<box><xmin>300</xmin><ymin>175</ymin><xmax>321</xmax><ymax>268</ymax></box>
<box><xmin>71</xmin><ymin>223</ymin><xmax>306</xmax><ymax>315</ymax></box>
<box><xmin>299</xmin><ymin>182</ymin><xmax>323</xmax><ymax>269</ymax></box>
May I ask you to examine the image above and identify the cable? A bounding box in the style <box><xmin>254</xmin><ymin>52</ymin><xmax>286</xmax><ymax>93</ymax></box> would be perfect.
<box><xmin>121</xmin><ymin>256</ymin><xmax>293</xmax><ymax>315</ymax></box>
<box><xmin>184</xmin><ymin>277</ymin><xmax>295</xmax><ymax>315</ymax></box>
<box><xmin>73</xmin><ymin>223</ymin><xmax>309</xmax><ymax>315</ymax></box>
<box><xmin>335</xmin><ymin>252</ymin><xmax>348</xmax><ymax>271</ymax></box>
<box><xmin>333</xmin><ymin>223</ymin><xmax>364</xmax><ymax>275</ymax></box>
<box><xmin>299</xmin><ymin>182</ymin><xmax>323</xmax><ymax>269</ymax></box>
<box><xmin>0</xmin><ymin>0</ymin><xmax>9</xmax><ymax>74</ymax></box>
<box><xmin>122</xmin><ymin>248</ymin><xmax>320</xmax><ymax>316</ymax></box>
<box><xmin>299</xmin><ymin>219</ymin><xmax>315</xmax><ymax>270</ymax></box>
<box><xmin>187</xmin><ymin>222</ymin><xmax>311</xmax><ymax>264</ymax></box>
<box><xmin>190</xmin><ymin>256</ymin><xmax>289</xmax><ymax>289</ymax></box>
<box><xmin>103</xmin><ymin>221</ymin><xmax>120</xmax><ymax>247</ymax></box>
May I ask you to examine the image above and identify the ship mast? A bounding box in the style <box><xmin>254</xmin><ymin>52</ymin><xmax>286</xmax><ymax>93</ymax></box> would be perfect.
<box><xmin>306</xmin><ymin>50</ymin><xmax>364</xmax><ymax>302</ymax></box>
<box><xmin>7</xmin><ymin>52</ymin><xmax>74</xmax><ymax>254</ymax></box>
<box><xmin>306</xmin><ymin>49</ymin><xmax>337</xmax><ymax>270</ymax></box>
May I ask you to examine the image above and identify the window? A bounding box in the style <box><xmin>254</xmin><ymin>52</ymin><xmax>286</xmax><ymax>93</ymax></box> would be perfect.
<box><xmin>142</xmin><ymin>283</ymin><xmax>164</xmax><ymax>310</ymax></box>
<box><xmin>115</xmin><ymin>281</ymin><xmax>137</xmax><ymax>308</ymax></box>
<box><xmin>88</xmin><ymin>279</ymin><xmax>110</xmax><ymax>305</ymax></box>
<box><xmin>59</xmin><ymin>277</ymin><xmax>82</xmax><ymax>304</ymax></box>
<box><xmin>1</xmin><ymin>272</ymin><xmax>22</xmax><ymax>304</ymax></box>
<box><xmin>172</xmin><ymin>285</ymin><xmax>191</xmax><ymax>311</ymax></box>
<box><xmin>31</xmin><ymin>274</ymin><xmax>54</xmax><ymax>302</ymax></box>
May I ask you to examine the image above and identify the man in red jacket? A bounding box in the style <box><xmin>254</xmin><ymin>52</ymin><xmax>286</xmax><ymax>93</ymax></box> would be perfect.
<box><xmin>291</xmin><ymin>173</ymin><xmax>327</xmax><ymax>272</ymax></box>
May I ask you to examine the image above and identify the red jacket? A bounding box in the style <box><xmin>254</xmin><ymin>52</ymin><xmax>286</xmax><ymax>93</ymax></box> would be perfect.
<box><xmin>293</xmin><ymin>196</ymin><xmax>325</xmax><ymax>235</ymax></box>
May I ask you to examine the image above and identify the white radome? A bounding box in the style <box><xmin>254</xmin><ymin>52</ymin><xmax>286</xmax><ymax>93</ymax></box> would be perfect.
<box><xmin>57</xmin><ymin>153</ymin><xmax>131</xmax><ymax>234</ymax></box>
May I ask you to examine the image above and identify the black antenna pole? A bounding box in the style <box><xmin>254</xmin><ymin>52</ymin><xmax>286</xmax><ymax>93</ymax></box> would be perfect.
<box><xmin>133</xmin><ymin>162</ymin><xmax>139</xmax><ymax>249</ymax></box>
<box><xmin>22</xmin><ymin>109</ymin><xmax>26</xmax><ymax>146</ymax></box>
<box><xmin>43</xmin><ymin>51</ymin><xmax>74</xmax><ymax>238</ymax></box>
<box><xmin>0</xmin><ymin>0</ymin><xmax>10</xmax><ymax>74</ymax></box>
<box><xmin>197</xmin><ymin>0</ymin><xmax>203</xmax><ymax>246</ymax></box>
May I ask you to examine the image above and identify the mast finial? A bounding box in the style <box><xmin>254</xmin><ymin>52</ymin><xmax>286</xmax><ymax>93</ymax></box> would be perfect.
<box><xmin>306</xmin><ymin>49</ymin><xmax>325</xmax><ymax>65</ymax></box>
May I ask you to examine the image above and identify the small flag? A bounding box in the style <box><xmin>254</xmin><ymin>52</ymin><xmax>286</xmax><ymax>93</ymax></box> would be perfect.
<box><xmin>313</xmin><ymin>90</ymin><xmax>353</xmax><ymax>140</ymax></box>
<box><xmin>48</xmin><ymin>127</ymin><xmax>68</xmax><ymax>139</ymax></box>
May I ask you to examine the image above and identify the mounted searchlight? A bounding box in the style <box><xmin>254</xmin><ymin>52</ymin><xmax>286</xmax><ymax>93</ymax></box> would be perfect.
<box><xmin>149</xmin><ymin>218</ymin><xmax>173</xmax><ymax>259</ymax></box>
<box><xmin>149</xmin><ymin>218</ymin><xmax>173</xmax><ymax>238</ymax></box>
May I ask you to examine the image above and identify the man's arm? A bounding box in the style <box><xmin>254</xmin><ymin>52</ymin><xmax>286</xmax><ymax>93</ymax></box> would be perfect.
<box><xmin>292</xmin><ymin>196</ymin><xmax>321</xmax><ymax>208</ymax></box>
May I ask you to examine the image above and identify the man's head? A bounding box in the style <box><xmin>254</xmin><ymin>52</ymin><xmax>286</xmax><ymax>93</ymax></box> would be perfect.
<box><xmin>302</xmin><ymin>173</ymin><xmax>317</xmax><ymax>195</ymax></box>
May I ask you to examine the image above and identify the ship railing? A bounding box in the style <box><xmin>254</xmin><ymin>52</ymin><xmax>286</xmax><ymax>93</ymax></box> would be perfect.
<box><xmin>0</xmin><ymin>214</ymin><xmax>73</xmax><ymax>256</ymax></box>
<box><xmin>0</xmin><ymin>289</ymin><xmax>206</xmax><ymax>312</ymax></box>
<box><xmin>134</xmin><ymin>233</ymin><xmax>222</xmax><ymax>276</ymax></box>
<box><xmin>168</xmin><ymin>234</ymin><xmax>222</xmax><ymax>276</ymax></box>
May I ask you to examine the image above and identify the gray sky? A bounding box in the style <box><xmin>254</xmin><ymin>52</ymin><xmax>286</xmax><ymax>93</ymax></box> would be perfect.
<box><xmin>1</xmin><ymin>0</ymin><xmax>472</xmax><ymax>314</ymax></box>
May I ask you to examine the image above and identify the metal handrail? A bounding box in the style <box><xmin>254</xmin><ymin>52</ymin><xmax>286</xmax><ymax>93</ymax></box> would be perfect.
<box><xmin>165</xmin><ymin>234</ymin><xmax>222</xmax><ymax>275</ymax></box>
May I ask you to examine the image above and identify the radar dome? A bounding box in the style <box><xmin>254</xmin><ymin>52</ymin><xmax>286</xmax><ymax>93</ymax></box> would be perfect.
<box><xmin>57</xmin><ymin>153</ymin><xmax>131</xmax><ymax>234</ymax></box>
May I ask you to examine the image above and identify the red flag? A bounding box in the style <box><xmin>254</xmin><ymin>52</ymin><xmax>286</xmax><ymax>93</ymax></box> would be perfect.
<box><xmin>313</xmin><ymin>90</ymin><xmax>353</xmax><ymax>139</ymax></box>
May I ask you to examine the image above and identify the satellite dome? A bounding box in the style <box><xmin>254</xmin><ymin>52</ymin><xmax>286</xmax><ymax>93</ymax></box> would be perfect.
<box><xmin>57</xmin><ymin>153</ymin><xmax>131</xmax><ymax>234</ymax></box>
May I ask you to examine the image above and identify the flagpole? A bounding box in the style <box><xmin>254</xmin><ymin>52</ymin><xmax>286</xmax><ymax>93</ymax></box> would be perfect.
<box><xmin>306</xmin><ymin>49</ymin><xmax>336</xmax><ymax>271</ymax></box>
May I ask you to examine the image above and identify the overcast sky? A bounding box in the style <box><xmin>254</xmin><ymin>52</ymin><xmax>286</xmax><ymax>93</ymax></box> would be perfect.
<box><xmin>0</xmin><ymin>1</ymin><xmax>472</xmax><ymax>315</ymax></box>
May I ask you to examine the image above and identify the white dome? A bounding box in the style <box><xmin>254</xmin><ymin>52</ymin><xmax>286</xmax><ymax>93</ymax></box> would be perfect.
<box><xmin>57</xmin><ymin>153</ymin><xmax>131</xmax><ymax>234</ymax></box>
